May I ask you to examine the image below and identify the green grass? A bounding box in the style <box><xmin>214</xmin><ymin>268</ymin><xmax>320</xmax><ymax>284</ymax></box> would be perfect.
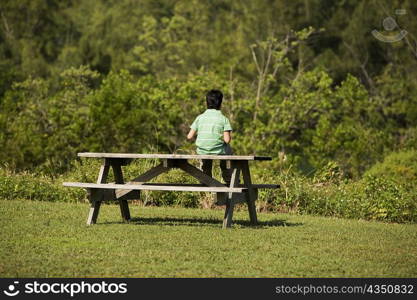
<box><xmin>0</xmin><ymin>199</ymin><xmax>416</xmax><ymax>277</ymax></box>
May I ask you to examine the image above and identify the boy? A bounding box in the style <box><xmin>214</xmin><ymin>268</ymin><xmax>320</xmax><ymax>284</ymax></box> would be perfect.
<box><xmin>187</xmin><ymin>89</ymin><xmax>233</xmax><ymax>185</ymax></box>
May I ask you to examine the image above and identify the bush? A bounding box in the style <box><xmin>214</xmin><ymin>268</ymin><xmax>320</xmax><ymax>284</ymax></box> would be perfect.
<box><xmin>356</xmin><ymin>175</ymin><xmax>416</xmax><ymax>222</ymax></box>
<box><xmin>364</xmin><ymin>150</ymin><xmax>417</xmax><ymax>187</ymax></box>
<box><xmin>250</xmin><ymin>162</ymin><xmax>417</xmax><ymax>223</ymax></box>
<box><xmin>0</xmin><ymin>168</ymin><xmax>84</xmax><ymax>203</ymax></box>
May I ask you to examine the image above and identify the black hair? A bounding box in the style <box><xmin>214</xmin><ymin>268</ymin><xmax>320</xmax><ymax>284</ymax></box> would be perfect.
<box><xmin>206</xmin><ymin>89</ymin><xmax>223</xmax><ymax>109</ymax></box>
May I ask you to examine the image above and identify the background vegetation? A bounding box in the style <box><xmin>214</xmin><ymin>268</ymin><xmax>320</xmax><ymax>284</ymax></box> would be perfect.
<box><xmin>0</xmin><ymin>0</ymin><xmax>416</xmax><ymax>222</ymax></box>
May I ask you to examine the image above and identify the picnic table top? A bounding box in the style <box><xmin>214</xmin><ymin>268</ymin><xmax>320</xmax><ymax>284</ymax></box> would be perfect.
<box><xmin>78</xmin><ymin>152</ymin><xmax>272</xmax><ymax>161</ymax></box>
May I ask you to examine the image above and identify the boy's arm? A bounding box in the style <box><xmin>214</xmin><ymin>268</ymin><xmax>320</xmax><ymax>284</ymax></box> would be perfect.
<box><xmin>187</xmin><ymin>129</ymin><xmax>196</xmax><ymax>140</ymax></box>
<box><xmin>223</xmin><ymin>116</ymin><xmax>232</xmax><ymax>144</ymax></box>
<box><xmin>223</xmin><ymin>131</ymin><xmax>231</xmax><ymax>144</ymax></box>
<box><xmin>188</xmin><ymin>116</ymin><xmax>199</xmax><ymax>140</ymax></box>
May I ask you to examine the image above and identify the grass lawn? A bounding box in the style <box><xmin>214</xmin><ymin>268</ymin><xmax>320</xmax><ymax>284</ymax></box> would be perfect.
<box><xmin>0</xmin><ymin>199</ymin><xmax>416</xmax><ymax>277</ymax></box>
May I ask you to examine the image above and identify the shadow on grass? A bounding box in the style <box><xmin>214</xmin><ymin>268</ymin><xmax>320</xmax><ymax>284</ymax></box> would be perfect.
<box><xmin>102</xmin><ymin>216</ymin><xmax>303</xmax><ymax>228</ymax></box>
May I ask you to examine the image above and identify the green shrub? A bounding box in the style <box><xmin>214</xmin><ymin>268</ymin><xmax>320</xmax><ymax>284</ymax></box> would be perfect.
<box><xmin>364</xmin><ymin>150</ymin><xmax>417</xmax><ymax>187</ymax></box>
<box><xmin>357</xmin><ymin>175</ymin><xmax>416</xmax><ymax>222</ymax></box>
<box><xmin>250</xmin><ymin>163</ymin><xmax>417</xmax><ymax>223</ymax></box>
<box><xmin>250</xmin><ymin>166</ymin><xmax>308</xmax><ymax>213</ymax></box>
<box><xmin>0</xmin><ymin>168</ymin><xmax>84</xmax><ymax>203</ymax></box>
<box><xmin>60</xmin><ymin>158</ymin><xmax>104</xmax><ymax>183</ymax></box>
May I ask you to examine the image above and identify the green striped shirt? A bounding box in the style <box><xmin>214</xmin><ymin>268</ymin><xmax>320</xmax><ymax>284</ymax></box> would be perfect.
<box><xmin>190</xmin><ymin>109</ymin><xmax>232</xmax><ymax>154</ymax></box>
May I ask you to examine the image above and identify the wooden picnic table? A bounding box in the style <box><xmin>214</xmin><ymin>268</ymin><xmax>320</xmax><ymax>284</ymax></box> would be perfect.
<box><xmin>63</xmin><ymin>153</ymin><xmax>279</xmax><ymax>228</ymax></box>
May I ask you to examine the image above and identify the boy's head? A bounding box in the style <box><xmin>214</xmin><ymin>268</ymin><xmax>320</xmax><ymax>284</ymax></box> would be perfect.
<box><xmin>206</xmin><ymin>89</ymin><xmax>223</xmax><ymax>110</ymax></box>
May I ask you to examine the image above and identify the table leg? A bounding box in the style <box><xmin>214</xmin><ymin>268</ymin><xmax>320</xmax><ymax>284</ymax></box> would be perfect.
<box><xmin>112</xmin><ymin>162</ymin><xmax>131</xmax><ymax>222</ymax></box>
<box><xmin>240</xmin><ymin>161</ymin><xmax>258</xmax><ymax>225</ymax></box>
<box><xmin>87</xmin><ymin>189</ymin><xmax>102</xmax><ymax>225</ymax></box>
<box><xmin>223</xmin><ymin>163</ymin><xmax>240</xmax><ymax>229</ymax></box>
<box><xmin>87</xmin><ymin>161</ymin><xmax>110</xmax><ymax>225</ymax></box>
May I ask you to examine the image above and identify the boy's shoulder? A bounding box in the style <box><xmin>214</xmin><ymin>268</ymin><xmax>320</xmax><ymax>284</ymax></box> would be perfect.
<box><xmin>219</xmin><ymin>111</ymin><xmax>230</xmax><ymax>121</ymax></box>
<box><xmin>194</xmin><ymin>112</ymin><xmax>205</xmax><ymax>120</ymax></box>
<box><xmin>196</xmin><ymin>109</ymin><xmax>230</xmax><ymax>121</ymax></box>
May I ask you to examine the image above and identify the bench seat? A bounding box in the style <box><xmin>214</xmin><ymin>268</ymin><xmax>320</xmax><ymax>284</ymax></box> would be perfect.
<box><xmin>63</xmin><ymin>182</ymin><xmax>247</xmax><ymax>193</ymax></box>
<box><xmin>132</xmin><ymin>183</ymin><xmax>280</xmax><ymax>189</ymax></box>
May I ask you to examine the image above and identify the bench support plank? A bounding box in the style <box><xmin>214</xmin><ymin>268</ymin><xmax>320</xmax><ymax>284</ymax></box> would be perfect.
<box><xmin>223</xmin><ymin>164</ymin><xmax>240</xmax><ymax>228</ymax></box>
<box><xmin>64</xmin><ymin>182</ymin><xmax>246</xmax><ymax>193</ymax></box>
<box><xmin>86</xmin><ymin>163</ymin><xmax>110</xmax><ymax>225</ymax></box>
<box><xmin>240</xmin><ymin>161</ymin><xmax>258</xmax><ymax>225</ymax></box>
<box><xmin>112</xmin><ymin>162</ymin><xmax>131</xmax><ymax>222</ymax></box>
<box><xmin>115</xmin><ymin>163</ymin><xmax>168</xmax><ymax>199</ymax></box>
<box><xmin>87</xmin><ymin>189</ymin><xmax>102</xmax><ymax>225</ymax></box>
<box><xmin>175</xmin><ymin>160</ymin><xmax>225</xmax><ymax>187</ymax></box>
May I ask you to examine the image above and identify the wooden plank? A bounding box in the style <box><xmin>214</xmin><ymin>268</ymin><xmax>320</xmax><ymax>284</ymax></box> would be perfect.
<box><xmin>142</xmin><ymin>183</ymin><xmax>207</xmax><ymax>187</ymax></box>
<box><xmin>112</xmin><ymin>162</ymin><xmax>131</xmax><ymax>221</ymax></box>
<box><xmin>239</xmin><ymin>161</ymin><xmax>258</xmax><ymax>225</ymax></box>
<box><xmin>213</xmin><ymin>192</ymin><xmax>226</xmax><ymax>205</ymax></box>
<box><xmin>97</xmin><ymin>163</ymin><xmax>113</xmax><ymax>199</ymax></box>
<box><xmin>104</xmin><ymin>157</ymin><xmax>133</xmax><ymax>166</ymax></box>
<box><xmin>87</xmin><ymin>189</ymin><xmax>102</xmax><ymax>225</ymax></box>
<box><xmin>63</xmin><ymin>182</ymin><xmax>246</xmax><ymax>193</ymax></box>
<box><xmin>174</xmin><ymin>160</ymin><xmax>225</xmax><ymax>187</ymax></box>
<box><xmin>97</xmin><ymin>164</ymin><xmax>110</xmax><ymax>184</ymax></box>
<box><xmin>222</xmin><ymin>165</ymin><xmax>240</xmax><ymax>229</ymax></box>
<box><xmin>245</xmin><ymin>184</ymin><xmax>279</xmax><ymax>189</ymax></box>
<box><xmin>78</xmin><ymin>152</ymin><xmax>271</xmax><ymax>161</ymax></box>
<box><xmin>86</xmin><ymin>163</ymin><xmax>110</xmax><ymax>225</ymax></box>
<box><xmin>137</xmin><ymin>183</ymin><xmax>279</xmax><ymax>189</ymax></box>
<box><xmin>115</xmin><ymin>163</ymin><xmax>168</xmax><ymax>199</ymax></box>
<box><xmin>121</xmin><ymin>163</ymin><xmax>168</xmax><ymax>183</ymax></box>
<box><xmin>162</xmin><ymin>159</ymin><xmax>176</xmax><ymax>168</ymax></box>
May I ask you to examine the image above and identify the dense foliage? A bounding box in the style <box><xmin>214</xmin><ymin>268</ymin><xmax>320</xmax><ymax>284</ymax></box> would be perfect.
<box><xmin>1</xmin><ymin>0</ymin><xmax>416</xmax><ymax>175</ymax></box>
<box><xmin>0</xmin><ymin>1</ymin><xmax>416</xmax><ymax>222</ymax></box>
